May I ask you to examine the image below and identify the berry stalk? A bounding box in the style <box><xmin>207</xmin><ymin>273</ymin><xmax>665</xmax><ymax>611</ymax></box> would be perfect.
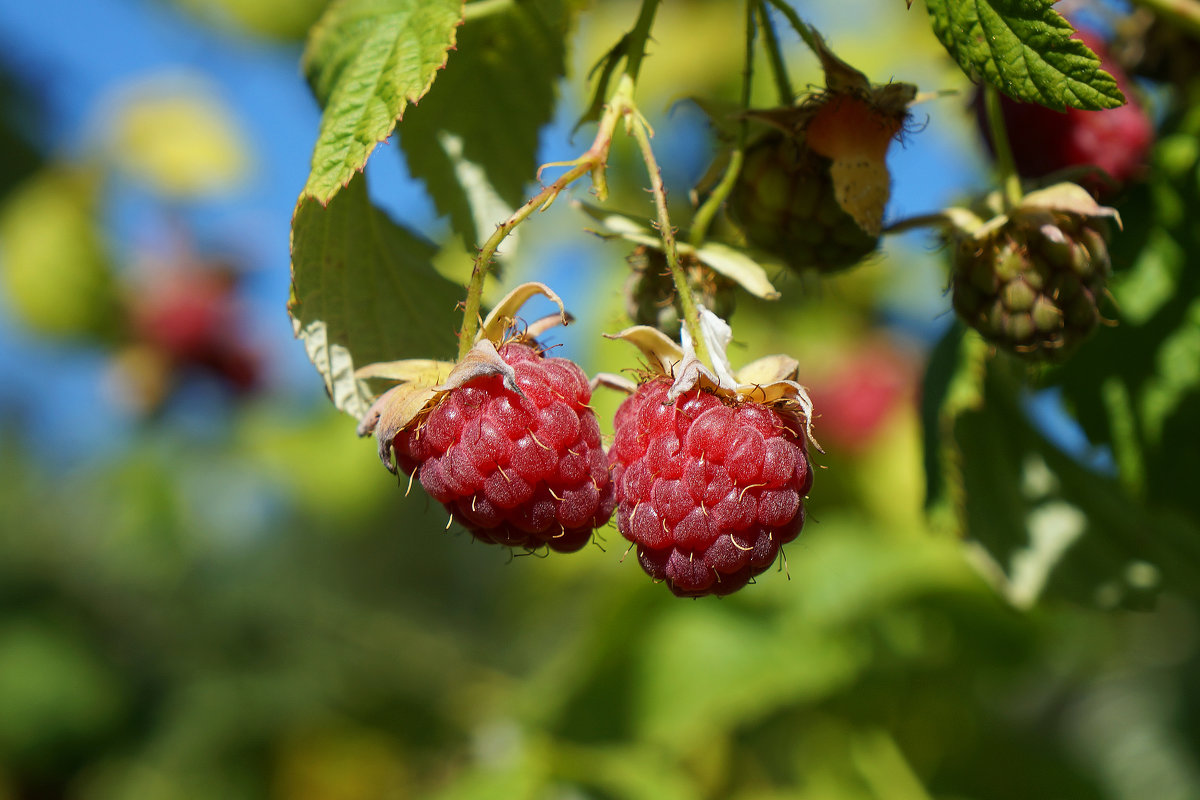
<box><xmin>629</xmin><ymin>117</ymin><xmax>711</xmax><ymax>366</ymax></box>
<box><xmin>983</xmin><ymin>85</ymin><xmax>1024</xmax><ymax>210</ymax></box>
<box><xmin>457</xmin><ymin>0</ymin><xmax>664</xmax><ymax>359</ymax></box>
<box><xmin>689</xmin><ymin>0</ymin><xmax>757</xmax><ymax>246</ymax></box>
<box><xmin>457</xmin><ymin>120</ymin><xmax>615</xmax><ymax>359</ymax></box>
<box><xmin>756</xmin><ymin>0</ymin><xmax>795</xmax><ymax>105</ymax></box>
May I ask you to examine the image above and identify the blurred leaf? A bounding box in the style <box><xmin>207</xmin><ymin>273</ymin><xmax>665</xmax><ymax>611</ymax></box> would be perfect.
<box><xmin>399</xmin><ymin>0</ymin><xmax>571</xmax><ymax>250</ymax></box>
<box><xmin>0</xmin><ymin>64</ymin><xmax>45</xmax><ymax>200</ymax></box>
<box><xmin>851</xmin><ymin>728</ymin><xmax>933</xmax><ymax>800</ymax></box>
<box><xmin>548</xmin><ymin>740</ymin><xmax>698</xmax><ymax>800</ymax></box>
<box><xmin>101</xmin><ymin>75</ymin><xmax>250</xmax><ymax>197</ymax></box>
<box><xmin>0</xmin><ymin>621</ymin><xmax>125</xmax><ymax>762</ymax></box>
<box><xmin>425</xmin><ymin>735</ymin><xmax>548</xmax><ymax>800</ymax></box>
<box><xmin>0</xmin><ymin>166</ymin><xmax>120</xmax><ymax>341</ymax></box>
<box><xmin>238</xmin><ymin>406</ymin><xmax>384</xmax><ymax>520</ymax></box>
<box><xmin>928</xmin><ymin>341</ymin><xmax>1200</xmax><ymax>609</ymax></box>
<box><xmin>168</xmin><ymin>0</ymin><xmax>329</xmax><ymax>40</ymax></box>
<box><xmin>920</xmin><ymin>323</ymin><xmax>987</xmax><ymax>519</ymax></box>
<box><xmin>634</xmin><ymin>605</ymin><xmax>866</xmax><ymax>752</ymax></box>
<box><xmin>923</xmin><ymin>0</ymin><xmax>1124</xmax><ymax>110</ymax></box>
<box><xmin>785</xmin><ymin>525</ymin><xmax>983</xmax><ymax>628</ymax></box>
<box><xmin>301</xmin><ymin>0</ymin><xmax>462</xmax><ymax>203</ymax></box>
<box><xmin>290</xmin><ymin>172</ymin><xmax>462</xmax><ymax>420</ymax></box>
<box><xmin>272</xmin><ymin>726</ymin><xmax>409</xmax><ymax>800</ymax></box>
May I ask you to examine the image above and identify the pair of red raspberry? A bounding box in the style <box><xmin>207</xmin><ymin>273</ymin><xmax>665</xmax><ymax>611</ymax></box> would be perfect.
<box><xmin>388</xmin><ymin>342</ymin><xmax>813</xmax><ymax>597</ymax></box>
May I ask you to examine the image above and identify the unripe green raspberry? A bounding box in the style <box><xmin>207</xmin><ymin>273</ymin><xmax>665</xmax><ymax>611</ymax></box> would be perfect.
<box><xmin>951</xmin><ymin>215</ymin><xmax>1112</xmax><ymax>360</ymax></box>
<box><xmin>624</xmin><ymin>246</ymin><xmax>735</xmax><ymax>337</ymax></box>
<box><xmin>726</xmin><ymin>132</ymin><xmax>878</xmax><ymax>273</ymax></box>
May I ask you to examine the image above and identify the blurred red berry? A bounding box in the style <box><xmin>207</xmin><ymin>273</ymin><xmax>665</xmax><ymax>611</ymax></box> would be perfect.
<box><xmin>807</xmin><ymin>343</ymin><xmax>916</xmax><ymax>453</ymax></box>
<box><xmin>129</xmin><ymin>266</ymin><xmax>262</xmax><ymax>394</ymax></box>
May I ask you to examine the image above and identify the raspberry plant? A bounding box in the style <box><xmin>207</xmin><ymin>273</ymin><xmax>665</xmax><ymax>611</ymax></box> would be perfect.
<box><xmin>286</xmin><ymin>0</ymin><xmax>1200</xmax><ymax>605</ymax></box>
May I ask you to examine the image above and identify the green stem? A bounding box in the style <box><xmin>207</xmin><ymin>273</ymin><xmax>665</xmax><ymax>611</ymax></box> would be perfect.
<box><xmin>457</xmin><ymin>109</ymin><xmax>620</xmax><ymax>357</ymax></box>
<box><xmin>629</xmin><ymin>117</ymin><xmax>710</xmax><ymax>365</ymax></box>
<box><xmin>1130</xmin><ymin>0</ymin><xmax>1200</xmax><ymax>38</ymax></box>
<box><xmin>689</xmin><ymin>0</ymin><xmax>756</xmax><ymax>246</ymax></box>
<box><xmin>761</xmin><ymin>0</ymin><xmax>821</xmax><ymax>58</ymax></box>
<box><xmin>756</xmin><ymin>0</ymin><xmax>794</xmax><ymax>105</ymax></box>
<box><xmin>621</xmin><ymin>0</ymin><xmax>661</xmax><ymax>85</ymax></box>
<box><xmin>456</xmin><ymin>1</ymin><xmax>660</xmax><ymax>358</ymax></box>
<box><xmin>689</xmin><ymin>150</ymin><xmax>744</xmax><ymax>248</ymax></box>
<box><xmin>983</xmin><ymin>85</ymin><xmax>1023</xmax><ymax>210</ymax></box>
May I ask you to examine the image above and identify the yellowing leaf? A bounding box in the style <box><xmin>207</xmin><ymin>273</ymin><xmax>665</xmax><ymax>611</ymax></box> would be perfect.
<box><xmin>0</xmin><ymin>167</ymin><xmax>119</xmax><ymax>340</ymax></box>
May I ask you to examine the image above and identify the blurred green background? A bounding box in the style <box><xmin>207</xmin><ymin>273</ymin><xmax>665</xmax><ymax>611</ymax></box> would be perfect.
<box><xmin>2</xmin><ymin>1</ymin><xmax>1200</xmax><ymax>798</ymax></box>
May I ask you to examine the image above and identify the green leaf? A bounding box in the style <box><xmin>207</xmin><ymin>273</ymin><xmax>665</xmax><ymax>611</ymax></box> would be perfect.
<box><xmin>301</xmin><ymin>0</ymin><xmax>463</xmax><ymax>203</ymax></box>
<box><xmin>923</xmin><ymin>0</ymin><xmax>1124</xmax><ymax>111</ymax></box>
<box><xmin>926</xmin><ymin>343</ymin><xmax>1200</xmax><ymax>609</ymax></box>
<box><xmin>399</xmin><ymin>0</ymin><xmax>570</xmax><ymax>249</ymax></box>
<box><xmin>289</xmin><ymin>172</ymin><xmax>462</xmax><ymax>420</ymax></box>
<box><xmin>1049</xmin><ymin>112</ymin><xmax>1200</xmax><ymax>518</ymax></box>
<box><xmin>634</xmin><ymin>605</ymin><xmax>865</xmax><ymax>751</ymax></box>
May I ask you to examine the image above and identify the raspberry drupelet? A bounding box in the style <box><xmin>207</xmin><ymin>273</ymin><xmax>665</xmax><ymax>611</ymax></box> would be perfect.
<box><xmin>392</xmin><ymin>341</ymin><xmax>615</xmax><ymax>552</ymax></box>
<box><xmin>609</xmin><ymin>377</ymin><xmax>814</xmax><ymax>597</ymax></box>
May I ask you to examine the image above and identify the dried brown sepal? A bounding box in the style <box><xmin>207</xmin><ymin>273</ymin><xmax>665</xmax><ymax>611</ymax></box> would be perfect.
<box><xmin>479</xmin><ymin>281</ymin><xmax>568</xmax><ymax>344</ymax></box>
<box><xmin>740</xmin><ymin>36</ymin><xmax>917</xmax><ymax>238</ymax></box>
<box><xmin>604</xmin><ymin>318</ymin><xmax>820</xmax><ymax>449</ymax></box>
<box><xmin>359</xmin><ymin>282</ymin><xmax>575</xmax><ymax>473</ymax></box>
<box><xmin>360</xmin><ymin>383</ymin><xmax>437</xmax><ymax>471</ymax></box>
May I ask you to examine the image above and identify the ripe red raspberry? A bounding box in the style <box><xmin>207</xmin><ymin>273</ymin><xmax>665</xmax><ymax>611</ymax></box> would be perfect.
<box><xmin>609</xmin><ymin>377</ymin><xmax>813</xmax><ymax>597</ymax></box>
<box><xmin>390</xmin><ymin>342</ymin><xmax>615</xmax><ymax>552</ymax></box>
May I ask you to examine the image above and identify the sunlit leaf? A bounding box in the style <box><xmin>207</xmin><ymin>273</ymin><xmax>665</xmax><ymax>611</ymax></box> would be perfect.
<box><xmin>301</xmin><ymin>0</ymin><xmax>462</xmax><ymax>202</ymax></box>
<box><xmin>924</xmin><ymin>0</ymin><xmax>1124</xmax><ymax>110</ymax></box>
